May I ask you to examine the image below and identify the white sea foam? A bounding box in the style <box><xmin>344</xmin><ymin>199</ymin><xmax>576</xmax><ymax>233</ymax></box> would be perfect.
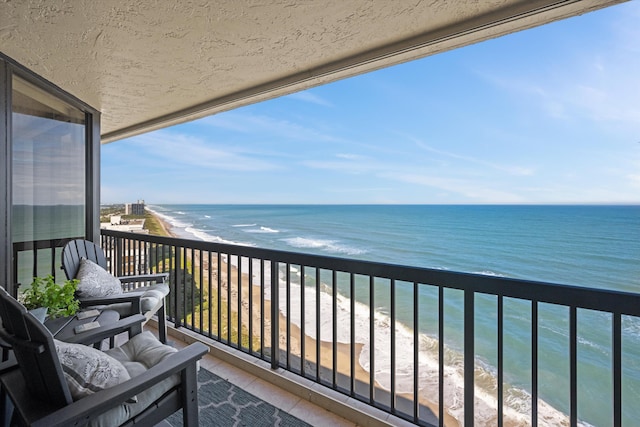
<box><xmin>473</xmin><ymin>270</ymin><xmax>506</xmax><ymax>277</ymax></box>
<box><xmin>245</xmin><ymin>226</ymin><xmax>280</xmax><ymax>233</ymax></box>
<box><xmin>184</xmin><ymin>227</ymin><xmax>254</xmax><ymax>247</ymax></box>
<box><xmin>233</xmin><ymin>223</ymin><xmax>257</xmax><ymax>227</ymax></box>
<box><xmin>204</xmin><ymin>215</ymin><xmax>211</xmax><ymax>218</ymax></box>
<box><xmin>148</xmin><ymin>208</ymin><xmax>193</xmax><ymax>229</ymax></box>
<box><xmin>148</xmin><ymin>208</ymin><xmax>241</xmax><ymax>245</ymax></box>
<box><xmin>282</xmin><ymin>237</ymin><xmax>367</xmax><ymax>256</ymax></box>
<box><xmin>247</xmin><ymin>264</ymin><xmax>576</xmax><ymax>427</ymax></box>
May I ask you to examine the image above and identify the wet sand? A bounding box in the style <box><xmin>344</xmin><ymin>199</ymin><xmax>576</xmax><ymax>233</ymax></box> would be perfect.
<box><xmin>148</xmin><ymin>209</ymin><xmax>459</xmax><ymax>427</ymax></box>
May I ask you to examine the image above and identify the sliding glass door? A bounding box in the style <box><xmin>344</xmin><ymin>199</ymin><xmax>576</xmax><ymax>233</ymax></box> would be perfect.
<box><xmin>11</xmin><ymin>75</ymin><xmax>87</xmax><ymax>286</ymax></box>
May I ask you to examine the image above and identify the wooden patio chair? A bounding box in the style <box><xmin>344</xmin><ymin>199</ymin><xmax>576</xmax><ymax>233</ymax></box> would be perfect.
<box><xmin>61</xmin><ymin>239</ymin><xmax>170</xmax><ymax>343</ymax></box>
<box><xmin>0</xmin><ymin>287</ymin><xmax>208</xmax><ymax>427</ymax></box>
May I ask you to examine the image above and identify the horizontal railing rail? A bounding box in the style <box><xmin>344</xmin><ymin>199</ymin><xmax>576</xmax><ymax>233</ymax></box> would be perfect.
<box><xmin>11</xmin><ymin>236</ymin><xmax>83</xmax><ymax>295</ymax></box>
<box><xmin>98</xmin><ymin>229</ymin><xmax>639</xmax><ymax>427</ymax></box>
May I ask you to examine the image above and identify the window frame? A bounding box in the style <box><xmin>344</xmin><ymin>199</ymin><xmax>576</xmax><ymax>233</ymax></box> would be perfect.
<box><xmin>0</xmin><ymin>53</ymin><xmax>100</xmax><ymax>294</ymax></box>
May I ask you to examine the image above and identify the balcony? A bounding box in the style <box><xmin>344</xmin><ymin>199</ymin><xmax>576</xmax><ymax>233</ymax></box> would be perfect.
<box><xmin>13</xmin><ymin>230</ymin><xmax>640</xmax><ymax>426</ymax></box>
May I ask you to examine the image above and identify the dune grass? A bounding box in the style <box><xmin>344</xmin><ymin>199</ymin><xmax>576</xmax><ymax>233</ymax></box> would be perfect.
<box><xmin>143</xmin><ymin>210</ymin><xmax>259</xmax><ymax>350</ymax></box>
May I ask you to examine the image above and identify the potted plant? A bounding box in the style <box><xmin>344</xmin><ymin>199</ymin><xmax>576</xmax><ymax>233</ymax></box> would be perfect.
<box><xmin>20</xmin><ymin>275</ymin><xmax>80</xmax><ymax>320</ymax></box>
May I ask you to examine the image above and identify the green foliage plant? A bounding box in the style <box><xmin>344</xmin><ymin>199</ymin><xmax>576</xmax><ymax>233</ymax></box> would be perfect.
<box><xmin>20</xmin><ymin>275</ymin><xmax>80</xmax><ymax>318</ymax></box>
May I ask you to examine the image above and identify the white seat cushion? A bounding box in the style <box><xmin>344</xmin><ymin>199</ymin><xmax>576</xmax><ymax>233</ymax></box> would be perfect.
<box><xmin>87</xmin><ymin>331</ymin><xmax>181</xmax><ymax>427</ymax></box>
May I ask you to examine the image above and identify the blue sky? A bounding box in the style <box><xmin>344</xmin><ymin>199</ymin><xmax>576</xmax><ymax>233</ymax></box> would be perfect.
<box><xmin>102</xmin><ymin>2</ymin><xmax>640</xmax><ymax>205</ymax></box>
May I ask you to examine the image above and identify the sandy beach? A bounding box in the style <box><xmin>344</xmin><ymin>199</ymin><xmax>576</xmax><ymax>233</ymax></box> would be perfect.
<box><xmin>148</xmin><ymin>210</ymin><xmax>459</xmax><ymax>427</ymax></box>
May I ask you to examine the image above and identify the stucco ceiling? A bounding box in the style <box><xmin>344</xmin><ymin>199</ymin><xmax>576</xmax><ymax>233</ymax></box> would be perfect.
<box><xmin>0</xmin><ymin>0</ymin><xmax>624</xmax><ymax>143</ymax></box>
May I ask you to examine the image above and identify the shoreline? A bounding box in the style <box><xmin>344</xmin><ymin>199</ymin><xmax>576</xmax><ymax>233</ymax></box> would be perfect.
<box><xmin>147</xmin><ymin>209</ymin><xmax>459</xmax><ymax>427</ymax></box>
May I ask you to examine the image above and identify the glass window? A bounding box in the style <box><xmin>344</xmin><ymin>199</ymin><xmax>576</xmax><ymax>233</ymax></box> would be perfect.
<box><xmin>12</xmin><ymin>76</ymin><xmax>86</xmax><ymax>285</ymax></box>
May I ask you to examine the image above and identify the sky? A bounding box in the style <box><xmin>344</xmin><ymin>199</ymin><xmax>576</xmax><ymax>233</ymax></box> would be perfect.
<box><xmin>101</xmin><ymin>2</ymin><xmax>640</xmax><ymax>205</ymax></box>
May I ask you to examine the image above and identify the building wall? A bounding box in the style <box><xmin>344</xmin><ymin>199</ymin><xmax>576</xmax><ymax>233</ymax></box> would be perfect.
<box><xmin>125</xmin><ymin>200</ymin><xmax>145</xmax><ymax>215</ymax></box>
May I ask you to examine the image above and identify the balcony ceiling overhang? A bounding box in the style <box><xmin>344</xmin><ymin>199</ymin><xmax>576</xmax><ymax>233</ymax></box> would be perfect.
<box><xmin>1</xmin><ymin>0</ymin><xmax>624</xmax><ymax>143</ymax></box>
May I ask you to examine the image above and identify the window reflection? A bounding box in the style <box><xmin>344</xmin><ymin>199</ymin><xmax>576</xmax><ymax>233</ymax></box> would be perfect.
<box><xmin>12</xmin><ymin>76</ymin><xmax>86</xmax><ymax>284</ymax></box>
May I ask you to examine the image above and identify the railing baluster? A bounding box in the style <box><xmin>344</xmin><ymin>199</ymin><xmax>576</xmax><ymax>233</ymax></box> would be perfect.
<box><xmin>316</xmin><ymin>268</ymin><xmax>321</xmax><ymax>382</ymax></box>
<box><xmin>116</xmin><ymin>237</ymin><xmax>122</xmax><ymax>277</ymax></box>
<box><xmin>270</xmin><ymin>260</ymin><xmax>279</xmax><ymax>369</ymax></box>
<box><xmin>199</xmin><ymin>249</ymin><xmax>204</xmax><ymax>333</ymax></box>
<box><xmin>413</xmin><ymin>281</ymin><xmax>419</xmax><ymax>423</ymax></box>
<box><xmin>390</xmin><ymin>278</ymin><xmax>396</xmax><ymax>412</ymax></box>
<box><xmin>332</xmin><ymin>269</ymin><xmax>337</xmax><ymax>388</ymax></box>
<box><xmin>249</xmin><ymin>257</ymin><xmax>254</xmax><ymax>354</ymax></box>
<box><xmin>301</xmin><ymin>265</ymin><xmax>306</xmax><ymax>377</ymax></box>
<box><xmin>31</xmin><ymin>244</ymin><xmax>37</xmax><ymax>278</ymax></box>
<box><xmin>369</xmin><ymin>275</ymin><xmax>375</xmax><ymax>405</ymax></box>
<box><xmin>351</xmin><ymin>273</ymin><xmax>356</xmax><ymax>396</ymax></box>
<box><xmin>227</xmin><ymin>253</ymin><xmax>232</xmax><ymax>344</ymax></box>
<box><xmin>174</xmin><ymin>245</ymin><xmax>182</xmax><ymax>328</ymax></box>
<box><xmin>136</xmin><ymin>239</ymin><xmax>141</xmax><ymax>275</ymax></box>
<box><xmin>286</xmin><ymin>262</ymin><xmax>291</xmax><ymax>369</ymax></box>
<box><xmin>439</xmin><ymin>286</ymin><xmax>444</xmax><ymax>427</ymax></box>
<box><xmin>570</xmin><ymin>306</ymin><xmax>577</xmax><ymax>427</ymax></box>
<box><xmin>464</xmin><ymin>289</ymin><xmax>475</xmax><ymax>427</ymax></box>
<box><xmin>613</xmin><ymin>312</ymin><xmax>621</xmax><ymax>427</ymax></box>
<box><xmin>49</xmin><ymin>242</ymin><xmax>56</xmax><ymax>277</ymax></box>
<box><xmin>260</xmin><ymin>258</ymin><xmax>265</xmax><ymax>358</ymax></box>
<box><xmin>238</xmin><ymin>255</ymin><xmax>242</xmax><ymax>349</ymax></box>
<box><xmin>532</xmin><ymin>300</ymin><xmax>538</xmax><ymax>427</ymax></box>
<box><xmin>498</xmin><ymin>295</ymin><xmax>504</xmax><ymax>427</ymax></box>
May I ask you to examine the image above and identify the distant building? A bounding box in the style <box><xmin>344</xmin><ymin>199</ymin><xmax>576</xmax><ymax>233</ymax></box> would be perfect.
<box><xmin>110</xmin><ymin>215</ymin><xmax>122</xmax><ymax>225</ymax></box>
<box><xmin>125</xmin><ymin>199</ymin><xmax>145</xmax><ymax>215</ymax></box>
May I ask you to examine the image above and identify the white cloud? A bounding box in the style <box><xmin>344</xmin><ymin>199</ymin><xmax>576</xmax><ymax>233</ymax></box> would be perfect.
<box><xmin>203</xmin><ymin>111</ymin><xmax>342</xmax><ymax>143</ymax></box>
<box><xmin>411</xmin><ymin>138</ymin><xmax>535</xmax><ymax>176</ymax></box>
<box><xmin>336</xmin><ymin>153</ymin><xmax>368</xmax><ymax>160</ymax></box>
<box><xmin>628</xmin><ymin>173</ymin><xmax>640</xmax><ymax>189</ymax></box>
<box><xmin>383</xmin><ymin>172</ymin><xmax>526</xmax><ymax>203</ymax></box>
<box><xmin>303</xmin><ymin>152</ymin><xmax>380</xmax><ymax>174</ymax></box>
<box><xmin>287</xmin><ymin>91</ymin><xmax>334</xmax><ymax>107</ymax></box>
<box><xmin>128</xmin><ymin>131</ymin><xmax>278</xmax><ymax>172</ymax></box>
<box><xmin>483</xmin><ymin>4</ymin><xmax>640</xmax><ymax>128</ymax></box>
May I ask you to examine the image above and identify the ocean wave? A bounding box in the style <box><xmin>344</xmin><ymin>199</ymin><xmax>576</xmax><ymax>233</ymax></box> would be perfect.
<box><xmin>473</xmin><ymin>270</ymin><xmax>506</xmax><ymax>277</ymax></box>
<box><xmin>232</xmin><ymin>223</ymin><xmax>257</xmax><ymax>227</ymax></box>
<box><xmin>245</xmin><ymin>226</ymin><xmax>280</xmax><ymax>233</ymax></box>
<box><xmin>147</xmin><ymin>208</ymin><xmax>193</xmax><ymax>229</ymax></box>
<box><xmin>224</xmin><ymin>255</ymin><xmax>584</xmax><ymax>427</ymax></box>
<box><xmin>282</xmin><ymin>237</ymin><xmax>367</xmax><ymax>256</ymax></box>
<box><xmin>184</xmin><ymin>226</ymin><xmax>254</xmax><ymax>247</ymax></box>
<box><xmin>256</xmin><ymin>265</ymin><xmax>574</xmax><ymax>427</ymax></box>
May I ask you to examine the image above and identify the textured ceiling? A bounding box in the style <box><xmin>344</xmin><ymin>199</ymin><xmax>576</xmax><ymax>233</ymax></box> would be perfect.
<box><xmin>0</xmin><ymin>0</ymin><xmax>624</xmax><ymax>143</ymax></box>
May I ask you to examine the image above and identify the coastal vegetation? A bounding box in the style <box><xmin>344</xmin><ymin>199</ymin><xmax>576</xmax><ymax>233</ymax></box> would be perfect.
<box><xmin>142</xmin><ymin>210</ymin><xmax>165</xmax><ymax>235</ymax></box>
<box><xmin>140</xmin><ymin>209</ymin><xmax>259</xmax><ymax>350</ymax></box>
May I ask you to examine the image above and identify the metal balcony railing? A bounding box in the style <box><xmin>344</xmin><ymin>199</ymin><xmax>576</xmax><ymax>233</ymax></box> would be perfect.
<box><xmin>12</xmin><ymin>232</ymin><xmax>640</xmax><ymax>426</ymax></box>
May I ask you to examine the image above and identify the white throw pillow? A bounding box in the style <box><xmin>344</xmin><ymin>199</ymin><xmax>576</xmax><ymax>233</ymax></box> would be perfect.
<box><xmin>75</xmin><ymin>257</ymin><xmax>123</xmax><ymax>298</ymax></box>
<box><xmin>55</xmin><ymin>339</ymin><xmax>136</xmax><ymax>402</ymax></box>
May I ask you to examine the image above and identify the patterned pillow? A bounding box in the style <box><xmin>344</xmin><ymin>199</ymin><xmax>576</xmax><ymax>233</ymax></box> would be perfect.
<box><xmin>75</xmin><ymin>257</ymin><xmax>123</xmax><ymax>298</ymax></box>
<box><xmin>55</xmin><ymin>339</ymin><xmax>136</xmax><ymax>402</ymax></box>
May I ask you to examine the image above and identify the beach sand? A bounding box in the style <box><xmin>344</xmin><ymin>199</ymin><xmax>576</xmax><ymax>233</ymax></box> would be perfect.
<box><xmin>149</xmin><ymin>211</ymin><xmax>459</xmax><ymax>427</ymax></box>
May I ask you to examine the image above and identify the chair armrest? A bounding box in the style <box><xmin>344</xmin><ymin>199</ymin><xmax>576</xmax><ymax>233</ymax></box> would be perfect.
<box><xmin>0</xmin><ymin>327</ymin><xmax>45</xmax><ymax>354</ymax></box>
<box><xmin>117</xmin><ymin>272</ymin><xmax>169</xmax><ymax>284</ymax></box>
<box><xmin>0</xmin><ymin>353</ymin><xmax>17</xmax><ymax>374</ymax></box>
<box><xmin>78</xmin><ymin>293</ymin><xmax>142</xmax><ymax>314</ymax></box>
<box><xmin>62</xmin><ymin>314</ymin><xmax>146</xmax><ymax>346</ymax></box>
<box><xmin>31</xmin><ymin>342</ymin><xmax>209</xmax><ymax>427</ymax></box>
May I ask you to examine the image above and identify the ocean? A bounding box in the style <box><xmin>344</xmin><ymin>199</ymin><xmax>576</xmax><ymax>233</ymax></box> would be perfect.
<box><xmin>148</xmin><ymin>204</ymin><xmax>640</xmax><ymax>426</ymax></box>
